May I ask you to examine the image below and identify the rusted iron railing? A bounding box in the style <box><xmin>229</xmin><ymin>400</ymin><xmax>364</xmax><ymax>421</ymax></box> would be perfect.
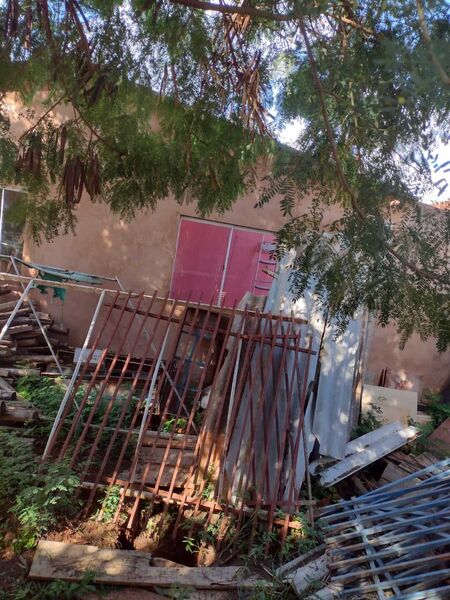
<box><xmin>41</xmin><ymin>288</ymin><xmax>315</xmax><ymax>552</ymax></box>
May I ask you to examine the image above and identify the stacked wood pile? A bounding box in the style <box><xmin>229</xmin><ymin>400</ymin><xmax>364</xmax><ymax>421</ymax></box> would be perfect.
<box><xmin>0</xmin><ymin>375</ymin><xmax>41</xmax><ymax>425</ymax></box>
<box><xmin>0</xmin><ymin>283</ymin><xmax>70</xmax><ymax>369</ymax></box>
<box><xmin>0</xmin><ymin>281</ymin><xmax>69</xmax><ymax>426</ymax></box>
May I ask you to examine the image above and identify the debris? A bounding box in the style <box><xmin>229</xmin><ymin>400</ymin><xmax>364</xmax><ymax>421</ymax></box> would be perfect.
<box><xmin>319</xmin><ymin>458</ymin><xmax>450</xmax><ymax>598</ymax></box>
<box><xmin>362</xmin><ymin>383</ymin><xmax>418</xmax><ymax>425</ymax></box>
<box><xmin>378</xmin><ymin>366</ymin><xmax>422</xmax><ymax>396</ymax></box>
<box><xmin>319</xmin><ymin>421</ymin><xmax>419</xmax><ymax>487</ymax></box>
<box><xmin>378</xmin><ymin>450</ymin><xmax>440</xmax><ymax>487</ymax></box>
<box><xmin>29</xmin><ymin>540</ymin><xmax>264</xmax><ymax>589</ymax></box>
<box><xmin>276</xmin><ymin>544</ymin><xmax>327</xmax><ymax>578</ymax></box>
<box><xmin>284</xmin><ymin>554</ymin><xmax>328</xmax><ymax>597</ymax></box>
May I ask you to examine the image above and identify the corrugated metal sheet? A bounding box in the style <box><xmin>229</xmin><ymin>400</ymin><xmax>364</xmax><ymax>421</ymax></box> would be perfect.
<box><xmin>265</xmin><ymin>251</ymin><xmax>363</xmax><ymax>460</ymax></box>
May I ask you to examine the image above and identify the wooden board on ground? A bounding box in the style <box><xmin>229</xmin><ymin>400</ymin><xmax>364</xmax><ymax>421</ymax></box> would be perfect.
<box><xmin>29</xmin><ymin>541</ymin><xmax>264</xmax><ymax>589</ymax></box>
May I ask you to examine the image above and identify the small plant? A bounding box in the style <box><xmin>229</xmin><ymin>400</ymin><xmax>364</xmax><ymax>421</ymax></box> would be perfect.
<box><xmin>351</xmin><ymin>404</ymin><xmax>383</xmax><ymax>439</ymax></box>
<box><xmin>165</xmin><ymin>584</ymin><xmax>195</xmax><ymax>600</ymax></box>
<box><xmin>163</xmin><ymin>417</ymin><xmax>188</xmax><ymax>433</ymax></box>
<box><xmin>284</xmin><ymin>512</ymin><xmax>323</xmax><ymax>557</ymax></box>
<box><xmin>0</xmin><ymin>428</ymin><xmax>80</xmax><ymax>551</ymax></box>
<box><xmin>183</xmin><ymin>535</ymin><xmax>200</xmax><ymax>554</ymax></box>
<box><xmin>12</xmin><ymin>460</ymin><xmax>80</xmax><ymax>550</ymax></box>
<box><xmin>96</xmin><ymin>485</ymin><xmax>121</xmax><ymax>522</ymax></box>
<box><xmin>426</xmin><ymin>392</ymin><xmax>450</xmax><ymax>428</ymax></box>
<box><xmin>0</xmin><ymin>573</ymin><xmax>98</xmax><ymax>600</ymax></box>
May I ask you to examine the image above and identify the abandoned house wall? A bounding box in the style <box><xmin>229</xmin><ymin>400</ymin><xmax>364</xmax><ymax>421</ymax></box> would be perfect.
<box><xmin>4</xmin><ymin>92</ymin><xmax>450</xmax><ymax>393</ymax></box>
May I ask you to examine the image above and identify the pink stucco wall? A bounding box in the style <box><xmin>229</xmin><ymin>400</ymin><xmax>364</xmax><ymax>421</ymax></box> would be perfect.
<box><xmin>4</xmin><ymin>92</ymin><xmax>450</xmax><ymax>393</ymax></box>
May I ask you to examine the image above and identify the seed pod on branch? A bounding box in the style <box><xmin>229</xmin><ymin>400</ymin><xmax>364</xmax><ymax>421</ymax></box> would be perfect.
<box><xmin>84</xmin><ymin>150</ymin><xmax>101</xmax><ymax>199</ymax></box>
<box><xmin>62</xmin><ymin>156</ymin><xmax>84</xmax><ymax>207</ymax></box>
<box><xmin>15</xmin><ymin>133</ymin><xmax>43</xmax><ymax>178</ymax></box>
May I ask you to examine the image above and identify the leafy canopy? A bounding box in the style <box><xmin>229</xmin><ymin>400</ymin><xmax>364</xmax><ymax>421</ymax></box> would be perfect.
<box><xmin>0</xmin><ymin>0</ymin><xmax>450</xmax><ymax>347</ymax></box>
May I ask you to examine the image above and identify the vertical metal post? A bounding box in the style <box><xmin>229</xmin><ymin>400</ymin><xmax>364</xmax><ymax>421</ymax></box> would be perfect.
<box><xmin>217</xmin><ymin>228</ymin><xmax>233</xmax><ymax>306</ymax></box>
<box><xmin>42</xmin><ymin>290</ymin><xmax>106</xmax><ymax>459</ymax></box>
<box><xmin>0</xmin><ymin>278</ymin><xmax>34</xmax><ymax>341</ymax></box>
<box><xmin>136</xmin><ymin>326</ymin><xmax>170</xmax><ymax>449</ymax></box>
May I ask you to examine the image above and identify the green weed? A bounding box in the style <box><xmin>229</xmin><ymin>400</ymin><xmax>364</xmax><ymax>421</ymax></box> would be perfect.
<box><xmin>351</xmin><ymin>404</ymin><xmax>383</xmax><ymax>439</ymax></box>
<box><xmin>183</xmin><ymin>535</ymin><xmax>200</xmax><ymax>554</ymax></box>
<box><xmin>0</xmin><ymin>573</ymin><xmax>98</xmax><ymax>600</ymax></box>
<box><xmin>0</xmin><ymin>428</ymin><xmax>80</xmax><ymax>551</ymax></box>
<box><xmin>162</xmin><ymin>417</ymin><xmax>188</xmax><ymax>433</ymax></box>
<box><xmin>95</xmin><ymin>485</ymin><xmax>121</xmax><ymax>523</ymax></box>
<box><xmin>425</xmin><ymin>392</ymin><xmax>450</xmax><ymax>428</ymax></box>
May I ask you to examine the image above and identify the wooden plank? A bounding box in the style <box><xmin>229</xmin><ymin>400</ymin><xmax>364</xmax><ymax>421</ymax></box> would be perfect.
<box><xmin>379</xmin><ymin>462</ymin><xmax>416</xmax><ymax>487</ymax></box>
<box><xmin>319</xmin><ymin>424</ymin><xmax>419</xmax><ymax>487</ymax></box>
<box><xmin>0</xmin><ymin>299</ymin><xmax>29</xmax><ymax>312</ymax></box>
<box><xmin>1</xmin><ymin>354</ymin><xmax>55</xmax><ymax>363</ymax></box>
<box><xmin>29</xmin><ymin>541</ymin><xmax>261</xmax><ymax>589</ymax></box>
<box><xmin>143</xmin><ymin>429</ymin><xmax>197</xmax><ymax>450</ymax></box>
<box><xmin>0</xmin><ymin>401</ymin><xmax>40</xmax><ymax>423</ymax></box>
<box><xmin>361</xmin><ymin>384</ymin><xmax>417</xmax><ymax>425</ymax></box>
<box><xmin>276</xmin><ymin>544</ymin><xmax>327</xmax><ymax>577</ymax></box>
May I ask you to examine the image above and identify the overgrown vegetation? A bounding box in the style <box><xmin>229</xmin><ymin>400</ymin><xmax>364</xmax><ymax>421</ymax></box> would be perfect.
<box><xmin>425</xmin><ymin>391</ymin><xmax>450</xmax><ymax>428</ymax></box>
<box><xmin>17</xmin><ymin>374</ymin><xmax>140</xmax><ymax>436</ymax></box>
<box><xmin>0</xmin><ymin>574</ymin><xmax>98</xmax><ymax>600</ymax></box>
<box><xmin>409</xmin><ymin>391</ymin><xmax>450</xmax><ymax>454</ymax></box>
<box><xmin>95</xmin><ymin>485</ymin><xmax>122</xmax><ymax>523</ymax></box>
<box><xmin>0</xmin><ymin>429</ymin><xmax>80</xmax><ymax>551</ymax></box>
<box><xmin>351</xmin><ymin>404</ymin><xmax>384</xmax><ymax>439</ymax></box>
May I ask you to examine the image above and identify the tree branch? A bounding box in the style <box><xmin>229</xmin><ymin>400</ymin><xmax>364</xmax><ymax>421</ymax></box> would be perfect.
<box><xmin>167</xmin><ymin>0</ymin><xmax>377</xmax><ymax>37</ymax></box>
<box><xmin>169</xmin><ymin>0</ymin><xmax>294</xmax><ymax>21</ymax></box>
<box><xmin>416</xmin><ymin>0</ymin><xmax>450</xmax><ymax>86</ymax></box>
<box><xmin>18</xmin><ymin>94</ymin><xmax>67</xmax><ymax>141</ymax></box>
<box><xmin>297</xmin><ymin>16</ymin><xmax>449</xmax><ymax>286</ymax></box>
<box><xmin>324</xmin><ymin>11</ymin><xmax>375</xmax><ymax>37</ymax></box>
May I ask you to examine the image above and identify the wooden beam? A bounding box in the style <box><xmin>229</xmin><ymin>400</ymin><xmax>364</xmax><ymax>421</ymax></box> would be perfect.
<box><xmin>29</xmin><ymin>540</ymin><xmax>265</xmax><ymax>589</ymax></box>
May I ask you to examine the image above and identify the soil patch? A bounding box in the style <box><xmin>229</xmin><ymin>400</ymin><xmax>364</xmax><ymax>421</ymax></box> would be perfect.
<box><xmin>45</xmin><ymin>520</ymin><xmax>120</xmax><ymax>548</ymax></box>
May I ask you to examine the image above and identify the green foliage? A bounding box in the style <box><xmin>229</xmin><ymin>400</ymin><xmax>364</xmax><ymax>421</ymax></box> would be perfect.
<box><xmin>0</xmin><ymin>429</ymin><xmax>36</xmax><ymax>505</ymax></box>
<box><xmin>182</xmin><ymin>535</ymin><xmax>199</xmax><ymax>554</ymax></box>
<box><xmin>425</xmin><ymin>391</ymin><xmax>450</xmax><ymax>428</ymax></box>
<box><xmin>17</xmin><ymin>375</ymin><xmax>140</xmax><ymax>435</ymax></box>
<box><xmin>409</xmin><ymin>392</ymin><xmax>450</xmax><ymax>454</ymax></box>
<box><xmin>12</xmin><ymin>460</ymin><xmax>80</xmax><ymax>550</ymax></box>
<box><xmin>351</xmin><ymin>404</ymin><xmax>384</xmax><ymax>439</ymax></box>
<box><xmin>96</xmin><ymin>485</ymin><xmax>121</xmax><ymax>523</ymax></box>
<box><xmin>162</xmin><ymin>417</ymin><xmax>188</xmax><ymax>433</ymax></box>
<box><xmin>0</xmin><ymin>573</ymin><xmax>97</xmax><ymax>600</ymax></box>
<box><xmin>0</xmin><ymin>428</ymin><xmax>79</xmax><ymax>551</ymax></box>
